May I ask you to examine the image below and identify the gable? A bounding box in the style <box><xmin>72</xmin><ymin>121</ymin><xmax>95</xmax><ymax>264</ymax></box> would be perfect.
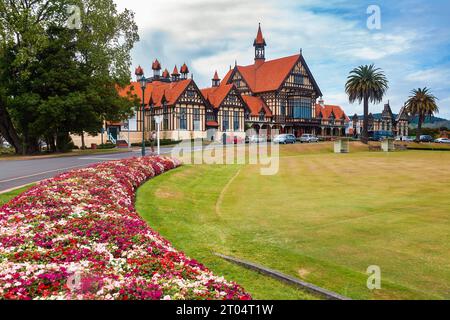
<box><xmin>177</xmin><ymin>81</ymin><xmax>207</xmax><ymax>106</ymax></box>
<box><xmin>220</xmin><ymin>87</ymin><xmax>247</xmax><ymax>109</ymax></box>
<box><xmin>230</xmin><ymin>70</ymin><xmax>251</xmax><ymax>92</ymax></box>
<box><xmin>283</xmin><ymin>60</ymin><xmax>314</xmax><ymax>91</ymax></box>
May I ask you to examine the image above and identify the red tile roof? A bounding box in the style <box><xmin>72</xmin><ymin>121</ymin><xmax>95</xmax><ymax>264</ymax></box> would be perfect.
<box><xmin>241</xmin><ymin>95</ymin><xmax>273</xmax><ymax>117</ymax></box>
<box><xmin>201</xmin><ymin>84</ymin><xmax>234</xmax><ymax>109</ymax></box>
<box><xmin>222</xmin><ymin>54</ymin><xmax>322</xmax><ymax>96</ymax></box>
<box><xmin>254</xmin><ymin>23</ymin><xmax>266</xmax><ymax>46</ymax></box>
<box><xmin>152</xmin><ymin>59</ymin><xmax>161</xmax><ymax>71</ymax></box>
<box><xmin>212</xmin><ymin>71</ymin><xmax>220</xmax><ymax>81</ymax></box>
<box><xmin>223</xmin><ymin>54</ymin><xmax>300</xmax><ymax>93</ymax></box>
<box><xmin>162</xmin><ymin>68</ymin><xmax>170</xmax><ymax>78</ymax></box>
<box><xmin>315</xmin><ymin>104</ymin><xmax>349</xmax><ymax>121</ymax></box>
<box><xmin>172</xmin><ymin>65</ymin><xmax>180</xmax><ymax>76</ymax></box>
<box><xmin>118</xmin><ymin>79</ymin><xmax>193</xmax><ymax>108</ymax></box>
<box><xmin>134</xmin><ymin>65</ymin><xmax>144</xmax><ymax>76</ymax></box>
<box><xmin>180</xmin><ymin>63</ymin><xmax>189</xmax><ymax>74</ymax></box>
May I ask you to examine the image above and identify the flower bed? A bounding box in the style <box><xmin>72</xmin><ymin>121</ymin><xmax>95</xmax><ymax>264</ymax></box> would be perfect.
<box><xmin>0</xmin><ymin>156</ymin><xmax>250</xmax><ymax>300</ymax></box>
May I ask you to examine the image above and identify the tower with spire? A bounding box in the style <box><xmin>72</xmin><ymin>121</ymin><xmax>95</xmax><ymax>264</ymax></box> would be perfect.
<box><xmin>152</xmin><ymin>59</ymin><xmax>161</xmax><ymax>78</ymax></box>
<box><xmin>212</xmin><ymin>71</ymin><xmax>220</xmax><ymax>87</ymax></box>
<box><xmin>254</xmin><ymin>23</ymin><xmax>266</xmax><ymax>65</ymax></box>
<box><xmin>180</xmin><ymin>63</ymin><xmax>189</xmax><ymax>80</ymax></box>
<box><xmin>171</xmin><ymin>65</ymin><xmax>180</xmax><ymax>82</ymax></box>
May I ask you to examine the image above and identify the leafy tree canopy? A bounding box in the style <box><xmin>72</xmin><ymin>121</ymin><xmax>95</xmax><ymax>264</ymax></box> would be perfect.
<box><xmin>0</xmin><ymin>0</ymin><xmax>139</xmax><ymax>154</ymax></box>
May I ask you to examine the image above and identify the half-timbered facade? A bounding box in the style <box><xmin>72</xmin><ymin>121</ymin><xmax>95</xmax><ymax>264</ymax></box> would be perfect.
<box><xmin>201</xmin><ymin>72</ymin><xmax>249</xmax><ymax>141</ymax></box>
<box><xmin>352</xmin><ymin>102</ymin><xmax>410</xmax><ymax>138</ymax></box>
<box><xmin>118</xmin><ymin>77</ymin><xmax>208</xmax><ymax>142</ymax></box>
<box><xmin>315</xmin><ymin>99</ymin><xmax>349</xmax><ymax>136</ymax></box>
<box><xmin>219</xmin><ymin>24</ymin><xmax>338</xmax><ymax>137</ymax></box>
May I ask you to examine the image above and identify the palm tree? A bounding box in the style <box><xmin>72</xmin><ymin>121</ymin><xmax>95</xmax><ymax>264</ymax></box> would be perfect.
<box><xmin>405</xmin><ymin>88</ymin><xmax>439</xmax><ymax>142</ymax></box>
<box><xmin>345</xmin><ymin>65</ymin><xmax>389</xmax><ymax>144</ymax></box>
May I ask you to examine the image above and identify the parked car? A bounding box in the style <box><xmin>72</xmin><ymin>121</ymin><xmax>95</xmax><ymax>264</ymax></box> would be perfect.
<box><xmin>249</xmin><ymin>135</ymin><xmax>267</xmax><ymax>144</ymax></box>
<box><xmin>395</xmin><ymin>136</ymin><xmax>415</xmax><ymax>142</ymax></box>
<box><xmin>273</xmin><ymin>134</ymin><xmax>296</xmax><ymax>144</ymax></box>
<box><xmin>299</xmin><ymin>134</ymin><xmax>319</xmax><ymax>143</ymax></box>
<box><xmin>368</xmin><ymin>131</ymin><xmax>395</xmax><ymax>141</ymax></box>
<box><xmin>435</xmin><ymin>138</ymin><xmax>450</xmax><ymax>144</ymax></box>
<box><xmin>420</xmin><ymin>135</ymin><xmax>434</xmax><ymax>143</ymax></box>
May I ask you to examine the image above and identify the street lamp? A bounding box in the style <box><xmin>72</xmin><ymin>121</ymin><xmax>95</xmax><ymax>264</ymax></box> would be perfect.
<box><xmin>139</xmin><ymin>74</ymin><xmax>148</xmax><ymax>157</ymax></box>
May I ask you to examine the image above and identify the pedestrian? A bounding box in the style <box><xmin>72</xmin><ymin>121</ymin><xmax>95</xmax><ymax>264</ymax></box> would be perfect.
<box><xmin>150</xmin><ymin>131</ymin><xmax>156</xmax><ymax>153</ymax></box>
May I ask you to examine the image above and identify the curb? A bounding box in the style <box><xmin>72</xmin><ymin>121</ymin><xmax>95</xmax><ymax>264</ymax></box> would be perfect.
<box><xmin>215</xmin><ymin>253</ymin><xmax>351</xmax><ymax>300</ymax></box>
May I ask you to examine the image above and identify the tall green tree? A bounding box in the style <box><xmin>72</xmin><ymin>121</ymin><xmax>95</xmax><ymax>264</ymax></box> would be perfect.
<box><xmin>345</xmin><ymin>64</ymin><xmax>389</xmax><ymax>144</ymax></box>
<box><xmin>0</xmin><ymin>0</ymin><xmax>139</xmax><ymax>154</ymax></box>
<box><xmin>405</xmin><ymin>88</ymin><xmax>439</xmax><ymax>142</ymax></box>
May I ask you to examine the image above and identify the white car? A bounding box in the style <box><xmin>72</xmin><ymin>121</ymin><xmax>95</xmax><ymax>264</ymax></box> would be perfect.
<box><xmin>396</xmin><ymin>136</ymin><xmax>414</xmax><ymax>142</ymax></box>
<box><xmin>249</xmin><ymin>135</ymin><xmax>267</xmax><ymax>144</ymax></box>
<box><xmin>299</xmin><ymin>134</ymin><xmax>319</xmax><ymax>143</ymax></box>
<box><xmin>435</xmin><ymin>138</ymin><xmax>450</xmax><ymax>144</ymax></box>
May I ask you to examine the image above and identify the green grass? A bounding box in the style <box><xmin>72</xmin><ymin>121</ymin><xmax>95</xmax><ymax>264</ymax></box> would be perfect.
<box><xmin>136</xmin><ymin>143</ymin><xmax>450</xmax><ymax>300</ymax></box>
<box><xmin>0</xmin><ymin>186</ymin><xmax>33</xmax><ymax>206</ymax></box>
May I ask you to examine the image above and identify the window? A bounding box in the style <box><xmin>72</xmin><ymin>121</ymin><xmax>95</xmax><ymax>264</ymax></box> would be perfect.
<box><xmin>289</xmin><ymin>97</ymin><xmax>312</xmax><ymax>119</ymax></box>
<box><xmin>259</xmin><ymin>111</ymin><xmax>265</xmax><ymax>122</ymax></box>
<box><xmin>330</xmin><ymin>114</ymin><xmax>335</xmax><ymax>125</ymax></box>
<box><xmin>163</xmin><ymin>105</ymin><xmax>169</xmax><ymax>130</ymax></box>
<box><xmin>233</xmin><ymin>111</ymin><xmax>240</xmax><ymax>131</ymax></box>
<box><xmin>280</xmin><ymin>100</ymin><xmax>286</xmax><ymax>116</ymax></box>
<box><xmin>245</xmin><ymin>111</ymin><xmax>250</xmax><ymax>120</ymax></box>
<box><xmin>193</xmin><ymin>108</ymin><xmax>201</xmax><ymax>131</ymax></box>
<box><xmin>222</xmin><ymin>111</ymin><xmax>229</xmax><ymax>131</ymax></box>
<box><xmin>293</xmin><ymin>73</ymin><xmax>304</xmax><ymax>85</ymax></box>
<box><xmin>180</xmin><ymin>108</ymin><xmax>187</xmax><ymax>130</ymax></box>
<box><xmin>186</xmin><ymin>90</ymin><xmax>195</xmax><ymax>98</ymax></box>
<box><xmin>206</xmin><ymin>109</ymin><xmax>216</xmax><ymax>122</ymax></box>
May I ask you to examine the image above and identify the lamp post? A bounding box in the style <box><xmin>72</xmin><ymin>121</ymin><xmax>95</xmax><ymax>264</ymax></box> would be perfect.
<box><xmin>139</xmin><ymin>74</ymin><xmax>148</xmax><ymax>157</ymax></box>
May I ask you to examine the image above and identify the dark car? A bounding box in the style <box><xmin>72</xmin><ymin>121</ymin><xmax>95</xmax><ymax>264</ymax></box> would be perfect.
<box><xmin>368</xmin><ymin>131</ymin><xmax>395</xmax><ymax>141</ymax></box>
<box><xmin>420</xmin><ymin>135</ymin><xmax>434</xmax><ymax>143</ymax></box>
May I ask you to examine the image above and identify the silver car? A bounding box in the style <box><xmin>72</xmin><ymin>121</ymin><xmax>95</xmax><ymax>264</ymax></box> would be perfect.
<box><xmin>435</xmin><ymin>138</ymin><xmax>450</xmax><ymax>144</ymax></box>
<box><xmin>249</xmin><ymin>135</ymin><xmax>267</xmax><ymax>144</ymax></box>
<box><xmin>300</xmin><ymin>134</ymin><xmax>319</xmax><ymax>143</ymax></box>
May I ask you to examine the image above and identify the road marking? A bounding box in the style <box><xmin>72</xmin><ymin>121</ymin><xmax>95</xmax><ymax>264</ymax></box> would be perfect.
<box><xmin>0</xmin><ymin>181</ymin><xmax>42</xmax><ymax>195</ymax></box>
<box><xmin>0</xmin><ymin>164</ymin><xmax>87</xmax><ymax>184</ymax></box>
<box><xmin>78</xmin><ymin>157</ymin><xmax>122</xmax><ymax>161</ymax></box>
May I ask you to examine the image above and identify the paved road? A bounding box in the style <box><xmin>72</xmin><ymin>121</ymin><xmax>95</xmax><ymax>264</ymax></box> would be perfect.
<box><xmin>0</xmin><ymin>147</ymin><xmax>179</xmax><ymax>193</ymax></box>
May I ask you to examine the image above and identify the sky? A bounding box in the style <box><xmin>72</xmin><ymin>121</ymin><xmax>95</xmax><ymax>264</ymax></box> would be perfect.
<box><xmin>114</xmin><ymin>0</ymin><xmax>450</xmax><ymax>118</ymax></box>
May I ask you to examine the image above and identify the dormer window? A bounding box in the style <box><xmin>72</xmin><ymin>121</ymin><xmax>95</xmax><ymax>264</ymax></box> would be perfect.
<box><xmin>330</xmin><ymin>113</ymin><xmax>335</xmax><ymax>125</ymax></box>
<box><xmin>259</xmin><ymin>111</ymin><xmax>265</xmax><ymax>122</ymax></box>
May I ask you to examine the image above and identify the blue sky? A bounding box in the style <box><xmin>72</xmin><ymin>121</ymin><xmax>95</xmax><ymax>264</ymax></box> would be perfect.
<box><xmin>114</xmin><ymin>0</ymin><xmax>450</xmax><ymax>118</ymax></box>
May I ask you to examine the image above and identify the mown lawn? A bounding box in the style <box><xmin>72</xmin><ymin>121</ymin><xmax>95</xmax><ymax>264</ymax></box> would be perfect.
<box><xmin>0</xmin><ymin>186</ymin><xmax>33</xmax><ymax>206</ymax></box>
<box><xmin>136</xmin><ymin>143</ymin><xmax>450</xmax><ymax>300</ymax></box>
